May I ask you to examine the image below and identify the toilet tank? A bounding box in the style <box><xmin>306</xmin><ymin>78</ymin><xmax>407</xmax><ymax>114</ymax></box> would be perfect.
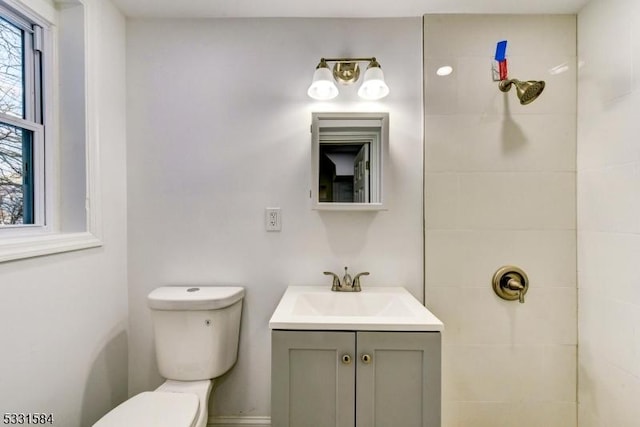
<box><xmin>147</xmin><ymin>286</ymin><xmax>244</xmax><ymax>381</ymax></box>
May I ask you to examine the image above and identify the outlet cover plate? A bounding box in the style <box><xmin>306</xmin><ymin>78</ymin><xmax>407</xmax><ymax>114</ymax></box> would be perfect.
<box><xmin>265</xmin><ymin>207</ymin><xmax>281</xmax><ymax>231</ymax></box>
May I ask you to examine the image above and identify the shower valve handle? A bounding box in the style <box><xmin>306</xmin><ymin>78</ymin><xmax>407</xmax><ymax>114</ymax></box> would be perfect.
<box><xmin>492</xmin><ymin>266</ymin><xmax>529</xmax><ymax>304</ymax></box>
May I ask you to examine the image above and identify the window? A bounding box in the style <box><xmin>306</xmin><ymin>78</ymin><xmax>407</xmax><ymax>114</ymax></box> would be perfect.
<box><xmin>0</xmin><ymin>0</ymin><xmax>102</xmax><ymax>262</ymax></box>
<box><xmin>0</xmin><ymin>5</ymin><xmax>43</xmax><ymax>226</ymax></box>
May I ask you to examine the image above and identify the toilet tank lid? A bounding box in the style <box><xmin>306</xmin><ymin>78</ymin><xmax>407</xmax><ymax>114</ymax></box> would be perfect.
<box><xmin>148</xmin><ymin>286</ymin><xmax>245</xmax><ymax>311</ymax></box>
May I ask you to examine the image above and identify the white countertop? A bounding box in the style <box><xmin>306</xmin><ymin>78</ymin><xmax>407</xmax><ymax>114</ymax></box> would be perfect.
<box><xmin>269</xmin><ymin>286</ymin><xmax>444</xmax><ymax>332</ymax></box>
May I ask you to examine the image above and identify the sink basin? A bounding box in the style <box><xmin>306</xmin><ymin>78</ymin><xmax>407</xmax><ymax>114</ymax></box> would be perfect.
<box><xmin>291</xmin><ymin>292</ymin><xmax>411</xmax><ymax>317</ymax></box>
<box><xmin>269</xmin><ymin>286</ymin><xmax>443</xmax><ymax>331</ymax></box>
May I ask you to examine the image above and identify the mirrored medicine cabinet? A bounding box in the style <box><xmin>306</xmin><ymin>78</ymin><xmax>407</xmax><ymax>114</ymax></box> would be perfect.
<box><xmin>311</xmin><ymin>112</ymin><xmax>389</xmax><ymax>211</ymax></box>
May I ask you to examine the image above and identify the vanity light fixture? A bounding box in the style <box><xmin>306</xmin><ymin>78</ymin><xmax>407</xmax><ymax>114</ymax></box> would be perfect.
<box><xmin>307</xmin><ymin>57</ymin><xmax>390</xmax><ymax>101</ymax></box>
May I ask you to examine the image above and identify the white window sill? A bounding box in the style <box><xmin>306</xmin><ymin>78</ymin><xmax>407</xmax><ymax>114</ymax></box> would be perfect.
<box><xmin>0</xmin><ymin>232</ymin><xmax>102</xmax><ymax>262</ymax></box>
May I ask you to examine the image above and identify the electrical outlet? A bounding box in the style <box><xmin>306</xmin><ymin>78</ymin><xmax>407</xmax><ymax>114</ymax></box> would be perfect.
<box><xmin>265</xmin><ymin>207</ymin><xmax>281</xmax><ymax>231</ymax></box>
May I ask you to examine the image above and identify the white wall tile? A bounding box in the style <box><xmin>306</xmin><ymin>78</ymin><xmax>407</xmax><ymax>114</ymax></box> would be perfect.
<box><xmin>424</xmin><ymin>173</ymin><xmax>460</xmax><ymax>228</ymax></box>
<box><xmin>578</xmin><ymin>0</ymin><xmax>640</xmax><ymax>425</ymax></box>
<box><xmin>603</xmin><ymin>298</ymin><xmax>640</xmax><ymax>377</ymax></box>
<box><xmin>577</xmin><ymin>97</ymin><xmax>640</xmax><ymax>170</ymax></box>
<box><xmin>456</xmin><ymin>55</ymin><xmax>577</xmax><ymax>116</ymax></box>
<box><xmin>424</xmin><ymin>58</ymin><xmax>458</xmax><ymax>115</ymax></box>
<box><xmin>577</xmin><ymin>289</ymin><xmax>606</xmax><ymax>358</ymax></box>
<box><xmin>442</xmin><ymin>344</ymin><xmax>576</xmax><ymax>402</ymax></box>
<box><xmin>425</xmin><ymin>286</ymin><xmax>576</xmax><ymax>346</ymax></box>
<box><xmin>456</xmin><ymin>172</ymin><xmax>575</xmax><ymax>230</ymax></box>
<box><xmin>579</xmin><ymin>349</ymin><xmax>640</xmax><ymax>427</ymax></box>
<box><xmin>578</xmin><ymin>0</ymin><xmax>633</xmax><ymax>106</ymax></box>
<box><xmin>578</xmin><ymin>232</ymin><xmax>640</xmax><ymax>304</ymax></box>
<box><xmin>425</xmin><ymin>114</ymin><xmax>576</xmax><ymax>173</ymax></box>
<box><xmin>577</xmin><ymin>165</ymin><xmax>640</xmax><ymax>233</ymax></box>
<box><xmin>424</xmin><ymin>15</ymin><xmax>576</xmax><ymax>59</ymax></box>
<box><xmin>633</xmin><ymin>1</ymin><xmax>640</xmax><ymax>92</ymax></box>
<box><xmin>425</xmin><ymin>15</ymin><xmax>577</xmax><ymax>426</ymax></box>
<box><xmin>425</xmin><ymin>54</ymin><xmax>577</xmax><ymax>116</ymax></box>
<box><xmin>425</xmin><ymin>230</ymin><xmax>576</xmax><ymax>287</ymax></box>
<box><xmin>444</xmin><ymin>401</ymin><xmax>576</xmax><ymax>427</ymax></box>
<box><xmin>427</xmin><ymin>172</ymin><xmax>576</xmax><ymax>230</ymax></box>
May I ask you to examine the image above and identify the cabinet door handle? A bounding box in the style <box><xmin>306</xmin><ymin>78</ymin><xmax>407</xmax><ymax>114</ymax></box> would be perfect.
<box><xmin>361</xmin><ymin>354</ymin><xmax>372</xmax><ymax>364</ymax></box>
<box><xmin>341</xmin><ymin>354</ymin><xmax>352</xmax><ymax>365</ymax></box>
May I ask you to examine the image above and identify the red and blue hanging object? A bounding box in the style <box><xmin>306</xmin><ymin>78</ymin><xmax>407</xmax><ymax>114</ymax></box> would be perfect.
<box><xmin>493</xmin><ymin>40</ymin><xmax>508</xmax><ymax>81</ymax></box>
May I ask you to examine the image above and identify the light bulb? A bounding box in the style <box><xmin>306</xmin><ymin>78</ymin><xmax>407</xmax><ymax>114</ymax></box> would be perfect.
<box><xmin>307</xmin><ymin>65</ymin><xmax>338</xmax><ymax>100</ymax></box>
<box><xmin>358</xmin><ymin>66</ymin><xmax>389</xmax><ymax>100</ymax></box>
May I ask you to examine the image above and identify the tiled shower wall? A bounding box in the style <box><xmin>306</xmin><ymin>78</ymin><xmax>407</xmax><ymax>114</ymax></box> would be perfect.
<box><xmin>423</xmin><ymin>15</ymin><xmax>577</xmax><ymax>426</ymax></box>
<box><xmin>577</xmin><ymin>0</ymin><xmax>640</xmax><ymax>425</ymax></box>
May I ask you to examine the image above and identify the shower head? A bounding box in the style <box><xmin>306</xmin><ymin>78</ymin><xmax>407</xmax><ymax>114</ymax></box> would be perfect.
<box><xmin>499</xmin><ymin>79</ymin><xmax>545</xmax><ymax>105</ymax></box>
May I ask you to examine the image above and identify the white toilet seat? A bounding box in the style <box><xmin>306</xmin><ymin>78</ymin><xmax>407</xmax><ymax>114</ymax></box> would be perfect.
<box><xmin>92</xmin><ymin>391</ymin><xmax>199</xmax><ymax>427</ymax></box>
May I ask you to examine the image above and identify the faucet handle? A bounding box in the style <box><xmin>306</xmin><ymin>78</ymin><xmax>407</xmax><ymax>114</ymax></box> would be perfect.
<box><xmin>324</xmin><ymin>271</ymin><xmax>341</xmax><ymax>291</ymax></box>
<box><xmin>505</xmin><ymin>273</ymin><xmax>525</xmax><ymax>303</ymax></box>
<box><xmin>352</xmin><ymin>272</ymin><xmax>370</xmax><ymax>292</ymax></box>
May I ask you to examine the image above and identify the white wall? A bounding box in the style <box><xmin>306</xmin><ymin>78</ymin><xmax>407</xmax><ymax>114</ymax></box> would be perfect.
<box><xmin>424</xmin><ymin>15</ymin><xmax>577</xmax><ymax>426</ymax></box>
<box><xmin>577</xmin><ymin>0</ymin><xmax>640</xmax><ymax>425</ymax></box>
<box><xmin>0</xmin><ymin>0</ymin><xmax>128</xmax><ymax>426</ymax></box>
<box><xmin>126</xmin><ymin>18</ymin><xmax>423</xmax><ymax>419</ymax></box>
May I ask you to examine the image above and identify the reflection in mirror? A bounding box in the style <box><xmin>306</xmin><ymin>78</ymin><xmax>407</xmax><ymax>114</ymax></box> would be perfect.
<box><xmin>319</xmin><ymin>144</ymin><xmax>368</xmax><ymax>203</ymax></box>
<box><xmin>311</xmin><ymin>113</ymin><xmax>388</xmax><ymax>210</ymax></box>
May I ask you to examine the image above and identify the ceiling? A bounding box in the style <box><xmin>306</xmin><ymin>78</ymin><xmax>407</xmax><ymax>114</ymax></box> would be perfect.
<box><xmin>111</xmin><ymin>0</ymin><xmax>590</xmax><ymax>18</ymax></box>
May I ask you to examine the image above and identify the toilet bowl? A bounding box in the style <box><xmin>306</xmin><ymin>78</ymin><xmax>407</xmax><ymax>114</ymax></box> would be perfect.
<box><xmin>93</xmin><ymin>286</ymin><xmax>244</xmax><ymax>427</ymax></box>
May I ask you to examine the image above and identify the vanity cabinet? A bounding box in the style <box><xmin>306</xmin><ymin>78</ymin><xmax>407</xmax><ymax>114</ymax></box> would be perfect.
<box><xmin>271</xmin><ymin>330</ymin><xmax>441</xmax><ymax>427</ymax></box>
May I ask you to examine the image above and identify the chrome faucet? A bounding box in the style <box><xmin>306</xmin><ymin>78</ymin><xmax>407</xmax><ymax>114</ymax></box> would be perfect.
<box><xmin>324</xmin><ymin>267</ymin><xmax>369</xmax><ymax>292</ymax></box>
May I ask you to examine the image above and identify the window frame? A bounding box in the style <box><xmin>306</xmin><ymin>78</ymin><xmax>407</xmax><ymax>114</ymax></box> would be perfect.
<box><xmin>0</xmin><ymin>0</ymin><xmax>103</xmax><ymax>262</ymax></box>
<box><xmin>0</xmin><ymin>117</ymin><xmax>44</xmax><ymax>230</ymax></box>
<box><xmin>0</xmin><ymin>5</ymin><xmax>45</xmax><ymax>230</ymax></box>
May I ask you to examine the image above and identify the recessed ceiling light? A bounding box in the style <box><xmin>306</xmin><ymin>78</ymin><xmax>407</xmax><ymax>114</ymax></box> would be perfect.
<box><xmin>436</xmin><ymin>65</ymin><xmax>453</xmax><ymax>76</ymax></box>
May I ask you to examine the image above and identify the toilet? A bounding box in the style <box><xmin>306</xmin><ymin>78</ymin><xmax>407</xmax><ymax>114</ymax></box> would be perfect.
<box><xmin>93</xmin><ymin>285</ymin><xmax>245</xmax><ymax>427</ymax></box>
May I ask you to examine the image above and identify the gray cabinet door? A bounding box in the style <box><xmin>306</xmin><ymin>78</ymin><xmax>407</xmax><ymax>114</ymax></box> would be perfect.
<box><xmin>271</xmin><ymin>331</ymin><xmax>356</xmax><ymax>427</ymax></box>
<box><xmin>356</xmin><ymin>332</ymin><xmax>441</xmax><ymax>427</ymax></box>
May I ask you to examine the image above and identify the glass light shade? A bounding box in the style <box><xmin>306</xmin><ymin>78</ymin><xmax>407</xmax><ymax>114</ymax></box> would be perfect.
<box><xmin>357</xmin><ymin>66</ymin><xmax>389</xmax><ymax>100</ymax></box>
<box><xmin>307</xmin><ymin>67</ymin><xmax>339</xmax><ymax>100</ymax></box>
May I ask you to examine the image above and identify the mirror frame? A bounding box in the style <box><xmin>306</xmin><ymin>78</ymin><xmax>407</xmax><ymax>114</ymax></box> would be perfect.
<box><xmin>311</xmin><ymin>112</ymin><xmax>389</xmax><ymax>211</ymax></box>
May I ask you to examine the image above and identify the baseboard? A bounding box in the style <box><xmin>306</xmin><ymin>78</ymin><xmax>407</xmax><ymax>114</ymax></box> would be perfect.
<box><xmin>207</xmin><ymin>415</ymin><xmax>271</xmax><ymax>426</ymax></box>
